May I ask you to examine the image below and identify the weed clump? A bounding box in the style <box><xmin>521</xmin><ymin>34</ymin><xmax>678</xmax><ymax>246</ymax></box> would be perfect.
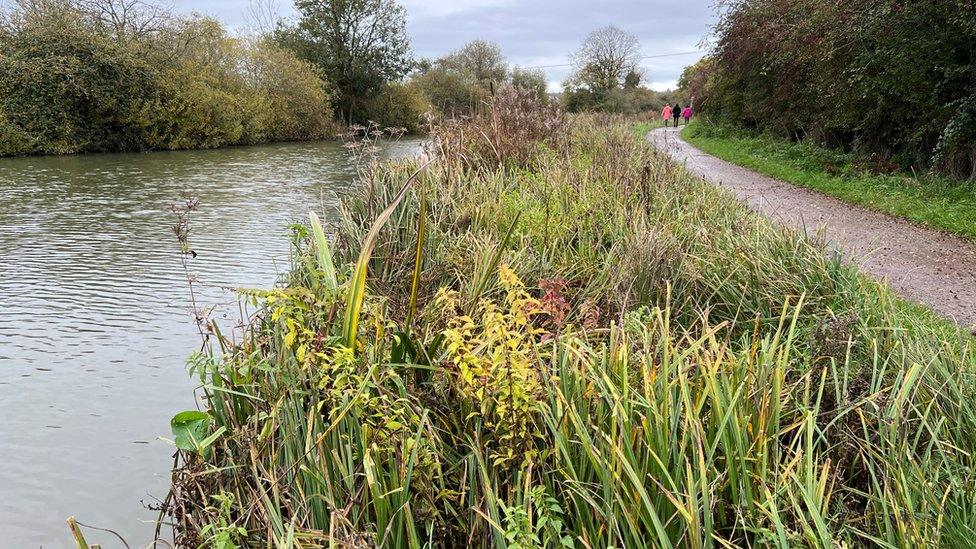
<box><xmin>159</xmin><ymin>103</ymin><xmax>976</xmax><ymax>547</ymax></box>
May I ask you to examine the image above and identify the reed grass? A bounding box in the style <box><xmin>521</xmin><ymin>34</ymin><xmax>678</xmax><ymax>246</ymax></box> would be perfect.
<box><xmin>158</xmin><ymin>95</ymin><xmax>976</xmax><ymax>548</ymax></box>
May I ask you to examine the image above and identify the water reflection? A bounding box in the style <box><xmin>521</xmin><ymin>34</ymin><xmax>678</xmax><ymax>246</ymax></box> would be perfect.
<box><xmin>0</xmin><ymin>139</ymin><xmax>419</xmax><ymax>547</ymax></box>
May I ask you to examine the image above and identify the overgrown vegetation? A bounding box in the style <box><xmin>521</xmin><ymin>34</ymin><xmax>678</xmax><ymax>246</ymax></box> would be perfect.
<box><xmin>683</xmin><ymin>120</ymin><xmax>976</xmax><ymax>239</ymax></box>
<box><xmin>0</xmin><ymin>0</ymin><xmax>340</xmax><ymax>156</ymax></box>
<box><xmin>680</xmin><ymin>0</ymin><xmax>976</xmax><ymax>180</ymax></box>
<box><xmin>148</xmin><ymin>90</ymin><xmax>976</xmax><ymax>548</ymax></box>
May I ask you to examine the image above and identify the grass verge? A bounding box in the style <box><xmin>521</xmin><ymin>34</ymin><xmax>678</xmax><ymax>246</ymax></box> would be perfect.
<box><xmin>680</xmin><ymin>121</ymin><xmax>976</xmax><ymax>240</ymax></box>
<box><xmin>152</xmin><ymin>95</ymin><xmax>975</xmax><ymax>548</ymax></box>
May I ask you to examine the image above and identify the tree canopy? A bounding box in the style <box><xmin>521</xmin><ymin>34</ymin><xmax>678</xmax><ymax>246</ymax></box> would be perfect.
<box><xmin>561</xmin><ymin>25</ymin><xmax>667</xmax><ymax>114</ymax></box>
<box><xmin>0</xmin><ymin>0</ymin><xmax>337</xmax><ymax>155</ymax></box>
<box><xmin>569</xmin><ymin>25</ymin><xmax>641</xmax><ymax>92</ymax></box>
<box><xmin>682</xmin><ymin>0</ymin><xmax>976</xmax><ymax>179</ymax></box>
<box><xmin>510</xmin><ymin>66</ymin><xmax>549</xmax><ymax>103</ymax></box>
<box><xmin>440</xmin><ymin>39</ymin><xmax>507</xmax><ymax>86</ymax></box>
<box><xmin>409</xmin><ymin>39</ymin><xmax>509</xmax><ymax>116</ymax></box>
<box><xmin>276</xmin><ymin>0</ymin><xmax>412</xmax><ymax>122</ymax></box>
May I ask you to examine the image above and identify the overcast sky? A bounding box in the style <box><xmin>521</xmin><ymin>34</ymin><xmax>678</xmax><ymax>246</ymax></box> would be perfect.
<box><xmin>171</xmin><ymin>0</ymin><xmax>717</xmax><ymax>91</ymax></box>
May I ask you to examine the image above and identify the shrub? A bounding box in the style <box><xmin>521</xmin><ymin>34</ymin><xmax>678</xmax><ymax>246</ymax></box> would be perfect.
<box><xmin>0</xmin><ymin>9</ymin><xmax>159</xmax><ymax>154</ymax></box>
<box><xmin>410</xmin><ymin>65</ymin><xmax>488</xmax><ymax>117</ymax></box>
<box><xmin>0</xmin><ymin>107</ymin><xmax>36</xmax><ymax>155</ymax></box>
<box><xmin>145</xmin><ymin>61</ymin><xmax>248</xmax><ymax>150</ymax></box>
<box><xmin>360</xmin><ymin>81</ymin><xmax>431</xmax><ymax>134</ymax></box>
<box><xmin>0</xmin><ymin>3</ymin><xmax>339</xmax><ymax>156</ymax></box>
<box><xmin>563</xmin><ymin>85</ymin><xmax>671</xmax><ymax>115</ymax></box>
<box><xmin>510</xmin><ymin>66</ymin><xmax>548</xmax><ymax>104</ymax></box>
<box><xmin>239</xmin><ymin>38</ymin><xmax>337</xmax><ymax>142</ymax></box>
<box><xmin>689</xmin><ymin>0</ymin><xmax>976</xmax><ymax>178</ymax></box>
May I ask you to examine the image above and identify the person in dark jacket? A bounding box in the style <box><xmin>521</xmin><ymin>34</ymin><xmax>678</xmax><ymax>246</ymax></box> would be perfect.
<box><xmin>672</xmin><ymin>103</ymin><xmax>681</xmax><ymax>127</ymax></box>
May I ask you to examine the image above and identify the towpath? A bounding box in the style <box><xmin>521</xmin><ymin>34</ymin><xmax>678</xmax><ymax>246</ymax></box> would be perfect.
<box><xmin>647</xmin><ymin>126</ymin><xmax>976</xmax><ymax>327</ymax></box>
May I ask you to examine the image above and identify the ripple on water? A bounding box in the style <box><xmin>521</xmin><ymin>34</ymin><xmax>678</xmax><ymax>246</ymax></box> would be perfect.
<box><xmin>0</xmin><ymin>138</ymin><xmax>420</xmax><ymax>546</ymax></box>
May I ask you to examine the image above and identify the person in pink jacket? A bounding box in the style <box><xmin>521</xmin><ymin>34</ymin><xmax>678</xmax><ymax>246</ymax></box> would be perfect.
<box><xmin>682</xmin><ymin>105</ymin><xmax>693</xmax><ymax>125</ymax></box>
<box><xmin>662</xmin><ymin>104</ymin><xmax>673</xmax><ymax>127</ymax></box>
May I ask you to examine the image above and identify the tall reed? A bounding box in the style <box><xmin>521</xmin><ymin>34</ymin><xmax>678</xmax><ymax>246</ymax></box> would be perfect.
<box><xmin>158</xmin><ymin>102</ymin><xmax>976</xmax><ymax>548</ymax></box>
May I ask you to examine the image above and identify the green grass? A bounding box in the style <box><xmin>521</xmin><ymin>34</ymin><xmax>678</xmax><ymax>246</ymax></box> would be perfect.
<box><xmin>150</xmin><ymin>111</ymin><xmax>976</xmax><ymax>548</ymax></box>
<box><xmin>680</xmin><ymin>122</ymin><xmax>976</xmax><ymax>239</ymax></box>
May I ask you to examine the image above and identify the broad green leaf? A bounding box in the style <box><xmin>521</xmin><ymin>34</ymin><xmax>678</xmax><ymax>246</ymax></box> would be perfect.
<box><xmin>170</xmin><ymin>410</ymin><xmax>211</xmax><ymax>453</ymax></box>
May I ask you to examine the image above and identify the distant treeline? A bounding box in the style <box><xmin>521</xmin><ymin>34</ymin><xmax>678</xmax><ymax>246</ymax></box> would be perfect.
<box><xmin>0</xmin><ymin>0</ymin><xmax>674</xmax><ymax>157</ymax></box>
<box><xmin>0</xmin><ymin>0</ymin><xmax>551</xmax><ymax>156</ymax></box>
<box><xmin>0</xmin><ymin>0</ymin><xmax>340</xmax><ymax>156</ymax></box>
<box><xmin>680</xmin><ymin>0</ymin><xmax>976</xmax><ymax>179</ymax></box>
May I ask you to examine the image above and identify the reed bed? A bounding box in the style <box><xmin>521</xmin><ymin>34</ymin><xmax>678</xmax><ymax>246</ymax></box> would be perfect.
<box><xmin>159</xmin><ymin>92</ymin><xmax>976</xmax><ymax>548</ymax></box>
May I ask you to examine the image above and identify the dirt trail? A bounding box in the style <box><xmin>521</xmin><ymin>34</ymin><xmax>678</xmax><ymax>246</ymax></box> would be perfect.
<box><xmin>647</xmin><ymin>126</ymin><xmax>976</xmax><ymax>328</ymax></box>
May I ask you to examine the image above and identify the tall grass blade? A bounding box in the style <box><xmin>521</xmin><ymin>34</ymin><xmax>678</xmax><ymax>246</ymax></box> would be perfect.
<box><xmin>406</xmin><ymin>195</ymin><xmax>427</xmax><ymax>326</ymax></box>
<box><xmin>465</xmin><ymin>211</ymin><xmax>520</xmax><ymax>314</ymax></box>
<box><xmin>66</xmin><ymin>517</ymin><xmax>89</xmax><ymax>549</ymax></box>
<box><xmin>344</xmin><ymin>160</ymin><xmax>431</xmax><ymax>349</ymax></box>
<box><xmin>309</xmin><ymin>211</ymin><xmax>338</xmax><ymax>289</ymax></box>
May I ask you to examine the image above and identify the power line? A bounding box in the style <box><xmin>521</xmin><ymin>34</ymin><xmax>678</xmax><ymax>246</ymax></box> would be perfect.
<box><xmin>521</xmin><ymin>51</ymin><xmax>705</xmax><ymax>70</ymax></box>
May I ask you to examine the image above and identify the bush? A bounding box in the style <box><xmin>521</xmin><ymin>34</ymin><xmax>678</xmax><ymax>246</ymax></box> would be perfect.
<box><xmin>144</xmin><ymin>62</ymin><xmax>248</xmax><ymax>150</ymax></box>
<box><xmin>360</xmin><ymin>81</ymin><xmax>431</xmax><ymax>133</ymax></box>
<box><xmin>0</xmin><ymin>106</ymin><xmax>38</xmax><ymax>155</ymax></box>
<box><xmin>410</xmin><ymin>65</ymin><xmax>488</xmax><ymax>118</ymax></box>
<box><xmin>510</xmin><ymin>66</ymin><xmax>549</xmax><ymax>104</ymax></box>
<box><xmin>410</xmin><ymin>40</ymin><xmax>560</xmax><ymax>121</ymax></box>
<box><xmin>563</xmin><ymin>85</ymin><xmax>671</xmax><ymax>115</ymax></box>
<box><xmin>689</xmin><ymin>0</ymin><xmax>976</xmax><ymax>178</ymax></box>
<box><xmin>0</xmin><ymin>9</ymin><xmax>159</xmax><ymax>154</ymax></box>
<box><xmin>0</xmin><ymin>3</ymin><xmax>338</xmax><ymax>156</ymax></box>
<box><xmin>243</xmin><ymin>38</ymin><xmax>338</xmax><ymax>142</ymax></box>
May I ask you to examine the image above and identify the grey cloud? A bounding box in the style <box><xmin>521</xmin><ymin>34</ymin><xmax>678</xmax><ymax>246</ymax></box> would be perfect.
<box><xmin>171</xmin><ymin>0</ymin><xmax>715</xmax><ymax>90</ymax></box>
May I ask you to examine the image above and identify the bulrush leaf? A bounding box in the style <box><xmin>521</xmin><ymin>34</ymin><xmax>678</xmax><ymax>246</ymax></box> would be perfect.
<box><xmin>406</xmin><ymin>195</ymin><xmax>427</xmax><ymax>327</ymax></box>
<box><xmin>465</xmin><ymin>211</ymin><xmax>521</xmax><ymax>316</ymax></box>
<box><xmin>309</xmin><ymin>211</ymin><xmax>338</xmax><ymax>290</ymax></box>
<box><xmin>343</xmin><ymin>160</ymin><xmax>432</xmax><ymax>350</ymax></box>
<box><xmin>66</xmin><ymin>517</ymin><xmax>88</xmax><ymax>549</ymax></box>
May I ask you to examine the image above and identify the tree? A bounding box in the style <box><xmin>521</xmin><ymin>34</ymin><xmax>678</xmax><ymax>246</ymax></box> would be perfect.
<box><xmin>75</xmin><ymin>0</ymin><xmax>171</xmax><ymax>39</ymax></box>
<box><xmin>241</xmin><ymin>38</ymin><xmax>335</xmax><ymax>141</ymax></box>
<box><xmin>699</xmin><ymin>0</ymin><xmax>976</xmax><ymax>177</ymax></box>
<box><xmin>276</xmin><ymin>0</ymin><xmax>412</xmax><ymax>122</ymax></box>
<box><xmin>0</xmin><ymin>5</ymin><xmax>160</xmax><ymax>153</ymax></box>
<box><xmin>510</xmin><ymin>66</ymin><xmax>548</xmax><ymax>103</ymax></box>
<box><xmin>411</xmin><ymin>66</ymin><xmax>481</xmax><ymax>116</ymax></box>
<box><xmin>676</xmin><ymin>56</ymin><xmax>715</xmax><ymax>110</ymax></box>
<box><xmin>0</xmin><ymin>0</ymin><xmax>337</xmax><ymax>155</ymax></box>
<box><xmin>569</xmin><ymin>25</ymin><xmax>641</xmax><ymax>92</ymax></box>
<box><xmin>441</xmin><ymin>39</ymin><xmax>506</xmax><ymax>85</ymax></box>
<box><xmin>623</xmin><ymin>68</ymin><xmax>641</xmax><ymax>89</ymax></box>
<box><xmin>410</xmin><ymin>40</ymin><xmax>507</xmax><ymax>118</ymax></box>
<box><xmin>244</xmin><ymin>0</ymin><xmax>281</xmax><ymax>35</ymax></box>
<box><xmin>360</xmin><ymin>81</ymin><xmax>430</xmax><ymax>132</ymax></box>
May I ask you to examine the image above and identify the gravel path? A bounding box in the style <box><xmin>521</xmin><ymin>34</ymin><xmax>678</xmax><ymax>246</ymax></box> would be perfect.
<box><xmin>647</xmin><ymin>126</ymin><xmax>976</xmax><ymax>328</ymax></box>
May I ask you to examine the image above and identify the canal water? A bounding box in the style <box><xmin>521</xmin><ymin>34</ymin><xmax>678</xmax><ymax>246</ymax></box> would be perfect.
<box><xmin>0</xmin><ymin>139</ymin><xmax>419</xmax><ymax>547</ymax></box>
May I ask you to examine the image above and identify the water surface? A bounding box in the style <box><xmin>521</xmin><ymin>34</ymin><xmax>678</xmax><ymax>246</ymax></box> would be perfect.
<box><xmin>0</xmin><ymin>139</ymin><xmax>419</xmax><ymax>547</ymax></box>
